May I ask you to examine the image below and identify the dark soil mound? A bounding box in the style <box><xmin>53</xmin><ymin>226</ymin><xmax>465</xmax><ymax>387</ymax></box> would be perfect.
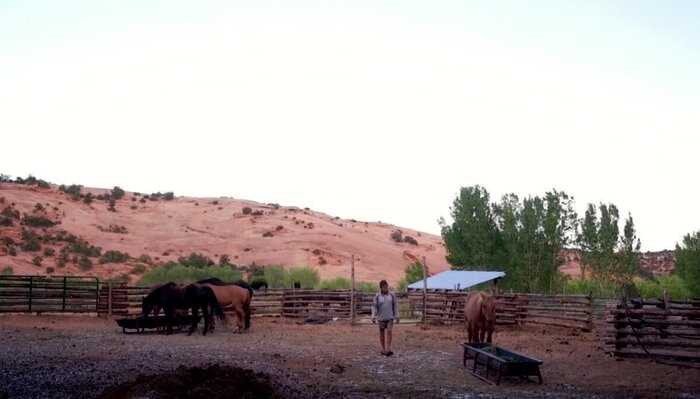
<box><xmin>99</xmin><ymin>364</ymin><xmax>284</xmax><ymax>399</ymax></box>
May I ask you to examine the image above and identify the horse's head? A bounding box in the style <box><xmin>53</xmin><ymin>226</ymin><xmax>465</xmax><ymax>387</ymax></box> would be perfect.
<box><xmin>480</xmin><ymin>293</ymin><xmax>497</xmax><ymax>324</ymax></box>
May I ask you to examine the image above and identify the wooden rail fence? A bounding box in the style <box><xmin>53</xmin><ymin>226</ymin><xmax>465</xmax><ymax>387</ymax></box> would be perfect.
<box><xmin>604</xmin><ymin>297</ymin><xmax>700</xmax><ymax>363</ymax></box>
<box><xmin>0</xmin><ymin>275</ymin><xmax>99</xmax><ymax>313</ymax></box>
<box><xmin>94</xmin><ymin>285</ymin><xmax>593</xmax><ymax>331</ymax></box>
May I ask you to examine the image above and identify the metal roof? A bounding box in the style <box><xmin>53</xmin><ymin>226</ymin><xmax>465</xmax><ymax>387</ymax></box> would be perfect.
<box><xmin>407</xmin><ymin>270</ymin><xmax>505</xmax><ymax>291</ymax></box>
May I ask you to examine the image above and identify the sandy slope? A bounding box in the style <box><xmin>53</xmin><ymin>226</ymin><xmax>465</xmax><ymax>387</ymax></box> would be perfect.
<box><xmin>0</xmin><ymin>183</ymin><xmax>448</xmax><ymax>284</ymax></box>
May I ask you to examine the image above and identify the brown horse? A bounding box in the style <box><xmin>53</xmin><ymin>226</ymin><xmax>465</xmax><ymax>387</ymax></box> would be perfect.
<box><xmin>196</xmin><ymin>278</ymin><xmax>254</xmax><ymax>333</ymax></box>
<box><xmin>464</xmin><ymin>291</ymin><xmax>497</xmax><ymax>343</ymax></box>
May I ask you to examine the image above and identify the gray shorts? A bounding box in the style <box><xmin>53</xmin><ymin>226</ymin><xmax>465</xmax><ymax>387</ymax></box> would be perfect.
<box><xmin>378</xmin><ymin>320</ymin><xmax>394</xmax><ymax>331</ymax></box>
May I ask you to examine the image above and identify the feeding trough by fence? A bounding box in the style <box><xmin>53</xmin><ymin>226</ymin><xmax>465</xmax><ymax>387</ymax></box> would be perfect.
<box><xmin>462</xmin><ymin>343</ymin><xmax>543</xmax><ymax>385</ymax></box>
<box><xmin>116</xmin><ymin>315</ymin><xmax>197</xmax><ymax>334</ymax></box>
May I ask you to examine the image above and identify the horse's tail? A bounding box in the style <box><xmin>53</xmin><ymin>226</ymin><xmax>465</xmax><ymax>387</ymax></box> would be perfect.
<box><xmin>204</xmin><ymin>286</ymin><xmax>226</xmax><ymax>321</ymax></box>
<box><xmin>243</xmin><ymin>285</ymin><xmax>253</xmax><ymax>329</ymax></box>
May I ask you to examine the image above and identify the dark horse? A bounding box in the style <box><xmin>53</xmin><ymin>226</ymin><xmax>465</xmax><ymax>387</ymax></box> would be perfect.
<box><xmin>141</xmin><ymin>282</ymin><xmax>225</xmax><ymax>335</ymax></box>
<box><xmin>196</xmin><ymin>278</ymin><xmax>254</xmax><ymax>332</ymax></box>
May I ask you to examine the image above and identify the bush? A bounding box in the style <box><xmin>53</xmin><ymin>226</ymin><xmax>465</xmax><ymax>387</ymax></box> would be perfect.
<box><xmin>0</xmin><ymin>216</ymin><xmax>12</xmax><ymax>226</ymax></box>
<box><xmin>285</xmin><ymin>266</ymin><xmax>320</xmax><ymax>289</ymax></box>
<box><xmin>43</xmin><ymin>247</ymin><xmax>55</xmax><ymax>257</ymax></box>
<box><xmin>78</xmin><ymin>256</ymin><xmax>93</xmax><ymax>270</ymax></box>
<box><xmin>108</xmin><ymin>198</ymin><xmax>116</xmax><ymax>212</ymax></box>
<box><xmin>403</xmin><ymin>235</ymin><xmax>418</xmax><ymax>246</ymax></box>
<box><xmin>46</xmin><ymin>267</ymin><xmax>55</xmax><ymax>274</ymax></box>
<box><xmin>177</xmin><ymin>252</ymin><xmax>214</xmax><ymax>268</ymax></box>
<box><xmin>131</xmin><ymin>264</ymin><xmax>147</xmax><ymax>274</ymax></box>
<box><xmin>69</xmin><ymin>240</ymin><xmax>102</xmax><ymax>257</ymax></box>
<box><xmin>21</xmin><ymin>238</ymin><xmax>41</xmax><ymax>252</ymax></box>
<box><xmin>100</xmin><ymin>250</ymin><xmax>130</xmax><ymax>264</ymax></box>
<box><xmin>111</xmin><ymin>186</ymin><xmax>126</xmax><ymax>200</ymax></box>
<box><xmin>163</xmin><ymin>192</ymin><xmax>175</xmax><ymax>200</ymax></box>
<box><xmin>83</xmin><ymin>193</ymin><xmax>93</xmax><ymax>205</ymax></box>
<box><xmin>22</xmin><ymin>215</ymin><xmax>55</xmax><ymax>227</ymax></box>
<box><xmin>242</xmin><ymin>207</ymin><xmax>252</xmax><ymax>215</ymax></box>
<box><xmin>32</xmin><ymin>256</ymin><xmax>43</xmax><ymax>266</ymax></box>
<box><xmin>317</xmin><ymin>277</ymin><xmax>351</xmax><ymax>290</ymax></box>
<box><xmin>218</xmin><ymin>254</ymin><xmax>231</xmax><ymax>266</ymax></box>
<box><xmin>635</xmin><ymin>275</ymin><xmax>691</xmax><ymax>300</ymax></box>
<box><xmin>138</xmin><ymin>264</ymin><xmax>243</xmax><ymax>286</ymax></box>
<box><xmin>357</xmin><ymin>281</ymin><xmax>378</xmax><ymax>293</ymax></box>
<box><xmin>1</xmin><ymin>266</ymin><xmax>12</xmax><ymax>275</ymax></box>
<box><xmin>138</xmin><ymin>254</ymin><xmax>153</xmax><ymax>264</ymax></box>
<box><xmin>262</xmin><ymin>231</ymin><xmax>274</xmax><ymax>238</ymax></box>
<box><xmin>1</xmin><ymin>206</ymin><xmax>19</xmax><ymax>219</ymax></box>
<box><xmin>263</xmin><ymin>266</ymin><xmax>287</xmax><ymax>288</ymax></box>
<box><xmin>60</xmin><ymin>184</ymin><xmax>82</xmax><ymax>200</ymax></box>
<box><xmin>390</xmin><ymin>230</ymin><xmax>403</xmax><ymax>243</ymax></box>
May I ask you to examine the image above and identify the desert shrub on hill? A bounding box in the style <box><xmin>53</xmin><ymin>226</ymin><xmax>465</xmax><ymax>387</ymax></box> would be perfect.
<box><xmin>22</xmin><ymin>214</ymin><xmax>55</xmax><ymax>228</ymax></box>
<box><xmin>262</xmin><ymin>231</ymin><xmax>273</xmax><ymax>238</ymax></box>
<box><xmin>163</xmin><ymin>192</ymin><xmax>175</xmax><ymax>200</ymax></box>
<box><xmin>138</xmin><ymin>254</ymin><xmax>153</xmax><ymax>264</ymax></box>
<box><xmin>59</xmin><ymin>184</ymin><xmax>82</xmax><ymax>200</ymax></box>
<box><xmin>252</xmin><ymin>210</ymin><xmax>264</xmax><ymax>216</ymax></box>
<box><xmin>0</xmin><ymin>217</ymin><xmax>12</xmax><ymax>226</ymax></box>
<box><xmin>7</xmin><ymin>246</ymin><xmax>17</xmax><ymax>256</ymax></box>
<box><xmin>1</xmin><ymin>266</ymin><xmax>13</xmax><ymax>275</ymax></box>
<box><xmin>108</xmin><ymin>198</ymin><xmax>116</xmax><ymax>212</ymax></box>
<box><xmin>177</xmin><ymin>252</ymin><xmax>215</xmax><ymax>268</ymax></box>
<box><xmin>403</xmin><ymin>235</ymin><xmax>418</xmax><ymax>246</ymax></box>
<box><xmin>390</xmin><ymin>230</ymin><xmax>403</xmax><ymax>243</ymax></box>
<box><xmin>242</xmin><ymin>207</ymin><xmax>252</xmax><ymax>215</ymax></box>
<box><xmin>46</xmin><ymin>267</ymin><xmax>54</xmax><ymax>274</ymax></box>
<box><xmin>78</xmin><ymin>256</ymin><xmax>93</xmax><ymax>271</ymax></box>
<box><xmin>131</xmin><ymin>264</ymin><xmax>147</xmax><ymax>275</ymax></box>
<box><xmin>69</xmin><ymin>240</ymin><xmax>102</xmax><ymax>257</ymax></box>
<box><xmin>32</xmin><ymin>256</ymin><xmax>43</xmax><ymax>266</ymax></box>
<box><xmin>43</xmin><ymin>247</ymin><xmax>55</xmax><ymax>257</ymax></box>
<box><xmin>100</xmin><ymin>250</ymin><xmax>130</xmax><ymax>264</ymax></box>
<box><xmin>83</xmin><ymin>193</ymin><xmax>94</xmax><ymax>205</ymax></box>
<box><xmin>1</xmin><ymin>206</ymin><xmax>19</xmax><ymax>219</ymax></box>
<box><xmin>111</xmin><ymin>186</ymin><xmax>126</xmax><ymax>200</ymax></box>
<box><xmin>20</xmin><ymin>229</ymin><xmax>41</xmax><ymax>252</ymax></box>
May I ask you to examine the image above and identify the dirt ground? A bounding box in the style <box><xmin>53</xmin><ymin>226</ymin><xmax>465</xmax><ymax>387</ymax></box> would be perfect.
<box><xmin>1</xmin><ymin>315</ymin><xmax>699</xmax><ymax>399</ymax></box>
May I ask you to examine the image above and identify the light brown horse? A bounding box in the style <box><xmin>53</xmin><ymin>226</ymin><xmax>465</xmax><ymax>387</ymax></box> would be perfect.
<box><xmin>196</xmin><ymin>278</ymin><xmax>253</xmax><ymax>333</ymax></box>
<box><xmin>464</xmin><ymin>291</ymin><xmax>497</xmax><ymax>343</ymax></box>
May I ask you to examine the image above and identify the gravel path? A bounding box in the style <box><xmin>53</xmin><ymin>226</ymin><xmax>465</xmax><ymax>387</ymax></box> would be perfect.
<box><xmin>2</xmin><ymin>316</ymin><xmax>699</xmax><ymax>398</ymax></box>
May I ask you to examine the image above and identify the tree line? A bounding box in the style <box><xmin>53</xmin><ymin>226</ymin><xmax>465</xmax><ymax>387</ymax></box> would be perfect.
<box><xmin>439</xmin><ymin>185</ymin><xmax>699</xmax><ymax>297</ymax></box>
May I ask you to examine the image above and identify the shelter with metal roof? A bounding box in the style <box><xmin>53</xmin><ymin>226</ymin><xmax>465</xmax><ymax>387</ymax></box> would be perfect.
<box><xmin>407</xmin><ymin>270</ymin><xmax>505</xmax><ymax>291</ymax></box>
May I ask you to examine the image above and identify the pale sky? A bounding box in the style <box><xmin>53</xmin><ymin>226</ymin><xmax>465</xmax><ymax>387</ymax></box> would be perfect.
<box><xmin>1</xmin><ymin>1</ymin><xmax>698</xmax><ymax>251</ymax></box>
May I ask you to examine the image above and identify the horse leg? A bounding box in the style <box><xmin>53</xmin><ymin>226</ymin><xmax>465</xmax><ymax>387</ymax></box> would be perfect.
<box><xmin>202</xmin><ymin>304</ymin><xmax>210</xmax><ymax>336</ymax></box>
<box><xmin>165</xmin><ymin>307</ymin><xmax>174</xmax><ymax>335</ymax></box>
<box><xmin>233</xmin><ymin>305</ymin><xmax>244</xmax><ymax>333</ymax></box>
<box><xmin>189</xmin><ymin>305</ymin><xmax>199</xmax><ymax>336</ymax></box>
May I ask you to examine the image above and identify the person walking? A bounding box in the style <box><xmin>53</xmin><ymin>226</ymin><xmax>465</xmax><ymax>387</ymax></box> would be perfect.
<box><xmin>371</xmin><ymin>280</ymin><xmax>399</xmax><ymax>356</ymax></box>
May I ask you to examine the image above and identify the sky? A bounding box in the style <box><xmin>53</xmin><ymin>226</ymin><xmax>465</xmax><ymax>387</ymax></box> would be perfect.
<box><xmin>1</xmin><ymin>1</ymin><xmax>698</xmax><ymax>251</ymax></box>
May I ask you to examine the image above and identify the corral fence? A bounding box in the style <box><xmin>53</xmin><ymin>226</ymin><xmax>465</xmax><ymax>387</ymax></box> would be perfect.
<box><xmin>0</xmin><ymin>275</ymin><xmax>99</xmax><ymax>314</ymax></box>
<box><xmin>95</xmin><ymin>284</ymin><xmax>594</xmax><ymax>331</ymax></box>
<box><xmin>603</xmin><ymin>296</ymin><xmax>700</xmax><ymax>364</ymax></box>
<box><xmin>405</xmin><ymin>291</ymin><xmax>593</xmax><ymax>331</ymax></box>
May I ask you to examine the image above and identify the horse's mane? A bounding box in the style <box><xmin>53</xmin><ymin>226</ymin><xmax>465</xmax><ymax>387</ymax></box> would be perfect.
<box><xmin>196</xmin><ymin>278</ymin><xmax>251</xmax><ymax>289</ymax></box>
<box><xmin>144</xmin><ymin>282</ymin><xmax>176</xmax><ymax>300</ymax></box>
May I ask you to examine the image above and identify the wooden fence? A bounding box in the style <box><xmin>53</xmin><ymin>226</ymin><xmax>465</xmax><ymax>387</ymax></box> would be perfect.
<box><xmin>94</xmin><ymin>285</ymin><xmax>593</xmax><ymax>331</ymax></box>
<box><xmin>0</xmin><ymin>275</ymin><xmax>99</xmax><ymax>313</ymax></box>
<box><xmin>604</xmin><ymin>297</ymin><xmax>700</xmax><ymax>363</ymax></box>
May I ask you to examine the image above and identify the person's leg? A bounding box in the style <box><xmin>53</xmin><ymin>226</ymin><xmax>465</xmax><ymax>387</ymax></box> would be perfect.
<box><xmin>385</xmin><ymin>321</ymin><xmax>393</xmax><ymax>355</ymax></box>
<box><xmin>379</xmin><ymin>327</ymin><xmax>386</xmax><ymax>353</ymax></box>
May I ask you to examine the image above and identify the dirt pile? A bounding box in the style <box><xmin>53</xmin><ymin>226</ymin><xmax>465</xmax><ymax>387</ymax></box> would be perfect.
<box><xmin>99</xmin><ymin>364</ymin><xmax>284</xmax><ymax>399</ymax></box>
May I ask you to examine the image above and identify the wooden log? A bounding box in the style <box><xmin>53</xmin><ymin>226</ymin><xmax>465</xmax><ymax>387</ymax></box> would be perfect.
<box><xmin>606</xmin><ymin>337</ymin><xmax>700</xmax><ymax>349</ymax></box>
<box><xmin>525</xmin><ymin>313</ymin><xmax>591</xmax><ymax>323</ymax></box>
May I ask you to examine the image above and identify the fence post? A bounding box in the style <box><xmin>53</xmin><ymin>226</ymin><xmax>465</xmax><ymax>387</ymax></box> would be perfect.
<box><xmin>350</xmin><ymin>254</ymin><xmax>356</xmax><ymax>325</ymax></box>
<box><xmin>62</xmin><ymin>276</ymin><xmax>67</xmax><ymax>312</ymax></box>
<box><xmin>28</xmin><ymin>276</ymin><xmax>33</xmax><ymax>313</ymax></box>
<box><xmin>422</xmin><ymin>256</ymin><xmax>427</xmax><ymax>325</ymax></box>
<box><xmin>108</xmin><ymin>281</ymin><xmax>113</xmax><ymax>317</ymax></box>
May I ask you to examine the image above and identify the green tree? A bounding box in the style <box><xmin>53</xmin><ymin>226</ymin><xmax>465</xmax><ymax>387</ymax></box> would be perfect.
<box><xmin>111</xmin><ymin>186</ymin><xmax>126</xmax><ymax>200</ymax></box>
<box><xmin>675</xmin><ymin>231</ymin><xmax>700</xmax><ymax>296</ymax></box>
<box><xmin>440</xmin><ymin>185</ymin><xmax>498</xmax><ymax>269</ymax></box>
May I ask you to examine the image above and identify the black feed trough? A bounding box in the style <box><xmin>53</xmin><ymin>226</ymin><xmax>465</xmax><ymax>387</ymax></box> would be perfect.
<box><xmin>462</xmin><ymin>343</ymin><xmax>543</xmax><ymax>385</ymax></box>
<box><xmin>116</xmin><ymin>315</ymin><xmax>196</xmax><ymax>334</ymax></box>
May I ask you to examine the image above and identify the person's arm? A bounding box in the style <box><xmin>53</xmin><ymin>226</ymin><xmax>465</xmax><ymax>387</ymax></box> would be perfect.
<box><xmin>371</xmin><ymin>294</ymin><xmax>377</xmax><ymax>322</ymax></box>
<box><xmin>392</xmin><ymin>293</ymin><xmax>399</xmax><ymax>322</ymax></box>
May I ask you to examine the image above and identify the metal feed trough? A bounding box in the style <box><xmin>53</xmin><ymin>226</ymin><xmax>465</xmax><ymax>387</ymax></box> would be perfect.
<box><xmin>462</xmin><ymin>343</ymin><xmax>543</xmax><ymax>385</ymax></box>
<box><xmin>116</xmin><ymin>315</ymin><xmax>197</xmax><ymax>334</ymax></box>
